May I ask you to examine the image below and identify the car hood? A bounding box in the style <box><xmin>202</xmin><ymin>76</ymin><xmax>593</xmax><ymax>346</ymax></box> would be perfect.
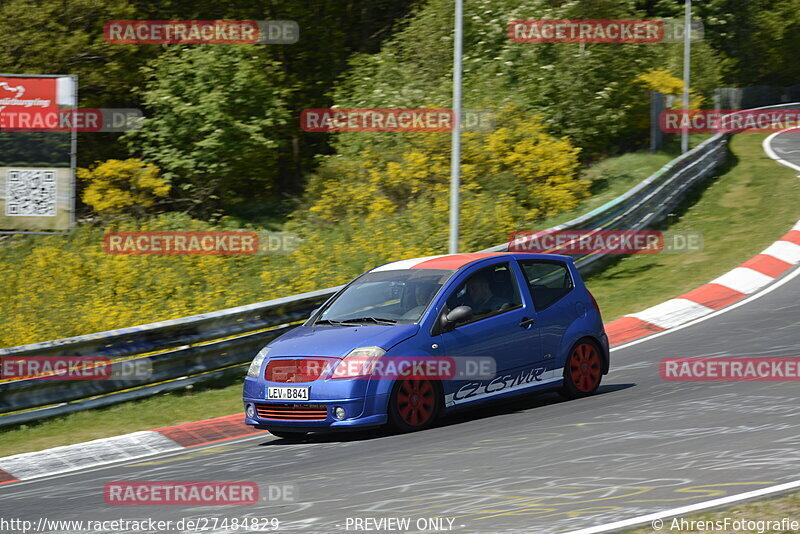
<box><xmin>267</xmin><ymin>324</ymin><xmax>420</xmax><ymax>358</ymax></box>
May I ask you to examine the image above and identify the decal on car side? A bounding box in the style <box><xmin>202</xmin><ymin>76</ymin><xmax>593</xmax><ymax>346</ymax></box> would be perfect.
<box><xmin>444</xmin><ymin>366</ymin><xmax>563</xmax><ymax>407</ymax></box>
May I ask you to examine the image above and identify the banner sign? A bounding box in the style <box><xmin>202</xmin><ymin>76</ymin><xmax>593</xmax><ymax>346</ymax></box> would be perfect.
<box><xmin>0</xmin><ymin>74</ymin><xmax>76</xmax><ymax>231</ymax></box>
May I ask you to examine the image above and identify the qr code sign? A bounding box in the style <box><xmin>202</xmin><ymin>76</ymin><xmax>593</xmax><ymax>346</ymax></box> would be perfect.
<box><xmin>6</xmin><ymin>169</ymin><xmax>57</xmax><ymax>216</ymax></box>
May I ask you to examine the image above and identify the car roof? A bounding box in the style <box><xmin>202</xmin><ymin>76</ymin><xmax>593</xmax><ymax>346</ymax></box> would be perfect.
<box><xmin>370</xmin><ymin>252</ymin><xmax>573</xmax><ymax>272</ymax></box>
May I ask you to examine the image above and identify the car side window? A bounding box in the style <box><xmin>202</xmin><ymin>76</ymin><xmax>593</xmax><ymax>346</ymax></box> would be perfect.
<box><xmin>444</xmin><ymin>263</ymin><xmax>522</xmax><ymax>326</ymax></box>
<box><xmin>518</xmin><ymin>260</ymin><xmax>573</xmax><ymax>310</ymax></box>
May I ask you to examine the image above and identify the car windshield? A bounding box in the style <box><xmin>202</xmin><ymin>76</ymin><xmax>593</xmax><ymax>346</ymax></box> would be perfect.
<box><xmin>315</xmin><ymin>269</ymin><xmax>455</xmax><ymax>325</ymax></box>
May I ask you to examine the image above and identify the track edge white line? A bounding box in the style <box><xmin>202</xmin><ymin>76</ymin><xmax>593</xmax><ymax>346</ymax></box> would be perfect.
<box><xmin>763</xmin><ymin>127</ymin><xmax>800</xmax><ymax>174</ymax></box>
<box><xmin>557</xmin><ymin>478</ymin><xmax>800</xmax><ymax>534</ymax></box>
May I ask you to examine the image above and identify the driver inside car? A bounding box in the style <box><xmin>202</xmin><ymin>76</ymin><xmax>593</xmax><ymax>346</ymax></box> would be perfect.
<box><xmin>462</xmin><ymin>274</ymin><xmax>508</xmax><ymax>315</ymax></box>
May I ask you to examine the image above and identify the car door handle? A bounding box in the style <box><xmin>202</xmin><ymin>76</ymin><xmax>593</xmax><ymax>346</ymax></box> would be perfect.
<box><xmin>519</xmin><ymin>317</ymin><xmax>536</xmax><ymax>327</ymax></box>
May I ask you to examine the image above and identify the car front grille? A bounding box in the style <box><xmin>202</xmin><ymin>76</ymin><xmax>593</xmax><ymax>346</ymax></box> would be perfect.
<box><xmin>255</xmin><ymin>403</ymin><xmax>328</xmax><ymax>421</ymax></box>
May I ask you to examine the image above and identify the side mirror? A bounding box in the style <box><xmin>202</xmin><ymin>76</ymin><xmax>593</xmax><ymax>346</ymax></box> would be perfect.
<box><xmin>441</xmin><ymin>305</ymin><xmax>473</xmax><ymax>332</ymax></box>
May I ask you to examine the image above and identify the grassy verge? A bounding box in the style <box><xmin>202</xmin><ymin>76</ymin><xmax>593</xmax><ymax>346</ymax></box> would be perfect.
<box><xmin>624</xmin><ymin>490</ymin><xmax>800</xmax><ymax>533</ymax></box>
<box><xmin>530</xmin><ymin>133</ymin><xmax>710</xmax><ymax>231</ymax></box>
<box><xmin>0</xmin><ymin>133</ymin><xmax>796</xmax><ymax>457</ymax></box>
<box><xmin>535</xmin><ymin>149</ymin><xmax>677</xmax><ymax>230</ymax></box>
<box><xmin>586</xmin><ymin>132</ymin><xmax>800</xmax><ymax>321</ymax></box>
<box><xmin>0</xmin><ymin>384</ymin><xmax>242</xmax><ymax>458</ymax></box>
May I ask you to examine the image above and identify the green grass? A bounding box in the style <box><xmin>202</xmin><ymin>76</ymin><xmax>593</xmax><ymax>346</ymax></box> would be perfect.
<box><xmin>0</xmin><ymin>133</ymin><xmax>795</xmax><ymax>457</ymax></box>
<box><xmin>534</xmin><ymin>149</ymin><xmax>677</xmax><ymax>230</ymax></box>
<box><xmin>586</xmin><ymin>133</ymin><xmax>800</xmax><ymax>321</ymax></box>
<box><xmin>0</xmin><ymin>384</ymin><xmax>243</xmax><ymax>457</ymax></box>
<box><xmin>535</xmin><ymin>133</ymin><xmax>711</xmax><ymax>231</ymax></box>
<box><xmin>624</xmin><ymin>490</ymin><xmax>800</xmax><ymax>533</ymax></box>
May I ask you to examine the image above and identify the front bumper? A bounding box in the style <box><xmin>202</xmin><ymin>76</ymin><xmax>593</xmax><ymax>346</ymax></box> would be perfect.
<box><xmin>243</xmin><ymin>376</ymin><xmax>389</xmax><ymax>430</ymax></box>
<box><xmin>243</xmin><ymin>397</ymin><xmax>388</xmax><ymax>430</ymax></box>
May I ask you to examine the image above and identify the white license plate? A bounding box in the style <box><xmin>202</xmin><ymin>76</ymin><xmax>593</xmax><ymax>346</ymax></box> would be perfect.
<box><xmin>267</xmin><ymin>387</ymin><xmax>309</xmax><ymax>401</ymax></box>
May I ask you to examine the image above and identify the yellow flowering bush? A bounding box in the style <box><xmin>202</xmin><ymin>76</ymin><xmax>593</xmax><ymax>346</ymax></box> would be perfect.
<box><xmin>636</xmin><ymin>67</ymin><xmax>705</xmax><ymax>109</ymax></box>
<box><xmin>1</xmin><ymin>109</ymin><xmax>590</xmax><ymax>347</ymax></box>
<box><xmin>272</xmin><ymin>106</ymin><xmax>587</xmax><ymax>293</ymax></box>
<box><xmin>0</xmin><ymin>214</ymin><xmax>271</xmax><ymax>347</ymax></box>
<box><xmin>79</xmin><ymin>159</ymin><xmax>171</xmax><ymax>217</ymax></box>
<box><xmin>305</xmin><ymin>107</ymin><xmax>584</xmax><ymax>226</ymax></box>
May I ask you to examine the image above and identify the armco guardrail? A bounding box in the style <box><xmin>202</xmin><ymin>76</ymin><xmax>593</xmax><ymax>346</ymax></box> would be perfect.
<box><xmin>481</xmin><ymin>127</ymin><xmax>726</xmax><ymax>268</ymax></box>
<box><xmin>0</xmin><ymin>286</ymin><xmax>341</xmax><ymax>426</ymax></box>
<box><xmin>484</xmin><ymin>102</ymin><xmax>799</xmax><ymax>275</ymax></box>
<box><xmin>1</xmin><ymin>103</ymin><xmax>796</xmax><ymax>427</ymax></box>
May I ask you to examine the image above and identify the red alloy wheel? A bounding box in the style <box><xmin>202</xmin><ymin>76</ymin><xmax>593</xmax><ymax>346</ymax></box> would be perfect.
<box><xmin>395</xmin><ymin>379</ymin><xmax>436</xmax><ymax>427</ymax></box>
<box><xmin>569</xmin><ymin>342</ymin><xmax>602</xmax><ymax>393</ymax></box>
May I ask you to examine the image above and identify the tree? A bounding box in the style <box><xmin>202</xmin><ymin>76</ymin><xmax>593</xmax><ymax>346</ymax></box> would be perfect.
<box><xmin>124</xmin><ymin>46</ymin><xmax>289</xmax><ymax>215</ymax></box>
<box><xmin>638</xmin><ymin>0</ymin><xmax>800</xmax><ymax>87</ymax></box>
<box><xmin>0</xmin><ymin>0</ymin><xmax>156</xmax><ymax>168</ymax></box>
<box><xmin>327</xmin><ymin>0</ymin><xmax>723</xmax><ymax>159</ymax></box>
<box><xmin>749</xmin><ymin>0</ymin><xmax>800</xmax><ymax>86</ymax></box>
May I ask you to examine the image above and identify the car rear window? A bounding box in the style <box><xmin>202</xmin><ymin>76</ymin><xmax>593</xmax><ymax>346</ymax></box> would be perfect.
<box><xmin>518</xmin><ymin>260</ymin><xmax>573</xmax><ymax>310</ymax></box>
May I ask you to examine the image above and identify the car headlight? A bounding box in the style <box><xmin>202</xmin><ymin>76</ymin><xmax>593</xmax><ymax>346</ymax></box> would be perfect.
<box><xmin>247</xmin><ymin>347</ymin><xmax>271</xmax><ymax>378</ymax></box>
<box><xmin>331</xmin><ymin>346</ymin><xmax>386</xmax><ymax>379</ymax></box>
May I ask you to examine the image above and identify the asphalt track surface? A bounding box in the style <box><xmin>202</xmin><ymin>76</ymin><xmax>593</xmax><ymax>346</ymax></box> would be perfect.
<box><xmin>2</xmin><ymin>269</ymin><xmax>799</xmax><ymax>534</ymax></box>
<box><xmin>769</xmin><ymin>127</ymin><xmax>800</xmax><ymax>169</ymax></box>
<box><xmin>2</xmin><ymin>137</ymin><xmax>799</xmax><ymax>534</ymax></box>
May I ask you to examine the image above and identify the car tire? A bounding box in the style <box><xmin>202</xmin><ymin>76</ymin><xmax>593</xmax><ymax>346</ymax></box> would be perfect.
<box><xmin>388</xmin><ymin>379</ymin><xmax>441</xmax><ymax>432</ymax></box>
<box><xmin>266</xmin><ymin>429</ymin><xmax>308</xmax><ymax>440</ymax></box>
<box><xmin>559</xmin><ymin>338</ymin><xmax>603</xmax><ymax>399</ymax></box>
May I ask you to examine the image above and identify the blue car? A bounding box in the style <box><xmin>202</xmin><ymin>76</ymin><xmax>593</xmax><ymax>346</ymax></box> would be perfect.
<box><xmin>243</xmin><ymin>252</ymin><xmax>609</xmax><ymax>437</ymax></box>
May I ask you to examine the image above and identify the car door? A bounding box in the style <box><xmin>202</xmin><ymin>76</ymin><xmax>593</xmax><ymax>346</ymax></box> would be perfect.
<box><xmin>517</xmin><ymin>259</ymin><xmax>577</xmax><ymax>368</ymax></box>
<box><xmin>437</xmin><ymin>261</ymin><xmax>540</xmax><ymax>375</ymax></box>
